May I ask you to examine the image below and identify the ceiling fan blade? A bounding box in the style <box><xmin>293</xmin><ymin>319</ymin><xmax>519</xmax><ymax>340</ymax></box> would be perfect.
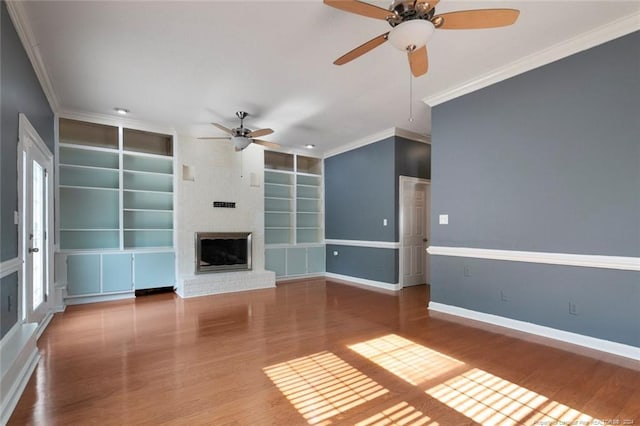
<box><xmin>248</xmin><ymin>128</ymin><xmax>274</xmax><ymax>138</ymax></box>
<box><xmin>408</xmin><ymin>45</ymin><xmax>428</xmax><ymax>77</ymax></box>
<box><xmin>434</xmin><ymin>9</ymin><xmax>520</xmax><ymax>30</ymax></box>
<box><xmin>197</xmin><ymin>137</ymin><xmax>231</xmax><ymax>140</ymax></box>
<box><xmin>334</xmin><ymin>32</ymin><xmax>389</xmax><ymax>65</ymax></box>
<box><xmin>324</xmin><ymin>0</ymin><xmax>394</xmax><ymax>20</ymax></box>
<box><xmin>414</xmin><ymin>0</ymin><xmax>439</xmax><ymax>13</ymax></box>
<box><xmin>212</xmin><ymin>123</ymin><xmax>234</xmax><ymax>135</ymax></box>
<box><xmin>252</xmin><ymin>139</ymin><xmax>281</xmax><ymax>149</ymax></box>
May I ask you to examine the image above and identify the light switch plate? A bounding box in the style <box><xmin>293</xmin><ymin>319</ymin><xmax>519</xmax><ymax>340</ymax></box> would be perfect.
<box><xmin>439</xmin><ymin>214</ymin><xmax>449</xmax><ymax>225</ymax></box>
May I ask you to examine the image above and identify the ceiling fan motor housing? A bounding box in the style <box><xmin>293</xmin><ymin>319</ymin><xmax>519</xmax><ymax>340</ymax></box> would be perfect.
<box><xmin>387</xmin><ymin>0</ymin><xmax>436</xmax><ymax>27</ymax></box>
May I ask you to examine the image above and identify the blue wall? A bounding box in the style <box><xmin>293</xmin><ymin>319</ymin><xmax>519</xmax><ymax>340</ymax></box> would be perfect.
<box><xmin>430</xmin><ymin>31</ymin><xmax>640</xmax><ymax>347</ymax></box>
<box><xmin>1</xmin><ymin>1</ymin><xmax>54</xmax><ymax>338</ymax></box>
<box><xmin>325</xmin><ymin>136</ymin><xmax>430</xmax><ymax>284</ymax></box>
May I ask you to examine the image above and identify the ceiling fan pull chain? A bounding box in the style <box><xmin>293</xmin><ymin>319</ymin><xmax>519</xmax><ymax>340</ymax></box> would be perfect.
<box><xmin>408</xmin><ymin>68</ymin><xmax>414</xmax><ymax>122</ymax></box>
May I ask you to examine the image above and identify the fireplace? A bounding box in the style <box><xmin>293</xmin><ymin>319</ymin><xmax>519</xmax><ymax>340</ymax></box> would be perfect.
<box><xmin>195</xmin><ymin>232</ymin><xmax>252</xmax><ymax>274</ymax></box>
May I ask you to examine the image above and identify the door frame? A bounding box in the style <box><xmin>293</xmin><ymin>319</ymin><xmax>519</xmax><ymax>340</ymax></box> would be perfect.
<box><xmin>17</xmin><ymin>113</ymin><xmax>54</xmax><ymax>324</ymax></box>
<box><xmin>398</xmin><ymin>176</ymin><xmax>431</xmax><ymax>288</ymax></box>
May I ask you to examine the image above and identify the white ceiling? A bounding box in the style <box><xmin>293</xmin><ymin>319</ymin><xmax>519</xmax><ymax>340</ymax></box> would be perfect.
<box><xmin>15</xmin><ymin>1</ymin><xmax>640</xmax><ymax>156</ymax></box>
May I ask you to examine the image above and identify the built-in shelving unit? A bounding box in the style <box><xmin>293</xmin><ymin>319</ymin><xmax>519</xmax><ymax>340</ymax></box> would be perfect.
<box><xmin>264</xmin><ymin>151</ymin><xmax>324</xmax><ymax>278</ymax></box>
<box><xmin>57</xmin><ymin>118</ymin><xmax>176</xmax><ymax>302</ymax></box>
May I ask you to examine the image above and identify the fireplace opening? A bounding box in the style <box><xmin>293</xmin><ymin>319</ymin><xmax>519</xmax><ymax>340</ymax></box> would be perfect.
<box><xmin>195</xmin><ymin>232</ymin><xmax>252</xmax><ymax>274</ymax></box>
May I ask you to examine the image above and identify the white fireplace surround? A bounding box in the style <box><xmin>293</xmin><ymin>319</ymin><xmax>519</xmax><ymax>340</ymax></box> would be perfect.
<box><xmin>175</xmin><ymin>136</ymin><xmax>275</xmax><ymax>297</ymax></box>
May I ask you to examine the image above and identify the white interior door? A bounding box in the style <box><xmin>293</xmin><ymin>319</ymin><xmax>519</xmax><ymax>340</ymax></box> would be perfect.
<box><xmin>400</xmin><ymin>177</ymin><xmax>430</xmax><ymax>287</ymax></box>
<box><xmin>19</xmin><ymin>114</ymin><xmax>54</xmax><ymax>324</ymax></box>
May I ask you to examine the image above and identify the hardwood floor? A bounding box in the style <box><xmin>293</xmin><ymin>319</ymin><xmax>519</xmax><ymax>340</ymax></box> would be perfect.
<box><xmin>9</xmin><ymin>279</ymin><xmax>640</xmax><ymax>425</ymax></box>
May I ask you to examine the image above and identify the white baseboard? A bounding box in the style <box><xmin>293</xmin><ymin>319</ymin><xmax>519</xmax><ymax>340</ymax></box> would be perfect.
<box><xmin>276</xmin><ymin>273</ymin><xmax>326</xmax><ymax>282</ymax></box>
<box><xmin>428</xmin><ymin>302</ymin><xmax>640</xmax><ymax>361</ymax></box>
<box><xmin>65</xmin><ymin>292</ymin><xmax>135</xmax><ymax>305</ymax></box>
<box><xmin>325</xmin><ymin>272</ymin><xmax>401</xmax><ymax>292</ymax></box>
<box><xmin>0</xmin><ymin>323</ymin><xmax>41</xmax><ymax>426</ymax></box>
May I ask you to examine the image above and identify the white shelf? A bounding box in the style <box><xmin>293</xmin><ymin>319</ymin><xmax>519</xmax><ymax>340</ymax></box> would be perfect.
<box><xmin>59</xmin><ymin>142</ymin><xmax>119</xmax><ymax>153</ymax></box>
<box><xmin>60</xmin><ymin>163</ymin><xmax>118</xmax><ymax>172</ymax></box>
<box><xmin>59</xmin><ymin>185</ymin><xmax>118</xmax><ymax>191</ymax></box>
<box><xmin>123</xmin><ymin>188</ymin><xmax>172</xmax><ymax>195</ymax></box>
<box><xmin>123</xmin><ymin>169</ymin><xmax>173</xmax><ymax>177</ymax></box>
<box><xmin>123</xmin><ymin>208</ymin><xmax>173</xmax><ymax>212</ymax></box>
<box><xmin>124</xmin><ymin>228</ymin><xmax>172</xmax><ymax>231</ymax></box>
<box><xmin>61</xmin><ymin>228</ymin><xmax>119</xmax><ymax>231</ymax></box>
<box><xmin>123</xmin><ymin>150</ymin><xmax>173</xmax><ymax>160</ymax></box>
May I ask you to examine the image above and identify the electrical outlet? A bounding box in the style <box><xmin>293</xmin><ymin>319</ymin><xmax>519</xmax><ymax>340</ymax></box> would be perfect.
<box><xmin>500</xmin><ymin>291</ymin><xmax>507</xmax><ymax>302</ymax></box>
<box><xmin>569</xmin><ymin>302</ymin><xmax>578</xmax><ymax>315</ymax></box>
<box><xmin>463</xmin><ymin>265</ymin><xmax>471</xmax><ymax>277</ymax></box>
<box><xmin>333</xmin><ymin>251</ymin><xmax>339</xmax><ymax>256</ymax></box>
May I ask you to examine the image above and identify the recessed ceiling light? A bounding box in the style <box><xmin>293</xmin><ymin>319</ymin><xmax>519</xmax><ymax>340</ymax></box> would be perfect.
<box><xmin>114</xmin><ymin>108</ymin><xmax>129</xmax><ymax>115</ymax></box>
<box><xmin>305</xmin><ymin>144</ymin><xmax>315</xmax><ymax>149</ymax></box>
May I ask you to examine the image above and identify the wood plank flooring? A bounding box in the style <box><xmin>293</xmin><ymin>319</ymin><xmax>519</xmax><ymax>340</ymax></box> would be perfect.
<box><xmin>8</xmin><ymin>279</ymin><xmax>640</xmax><ymax>425</ymax></box>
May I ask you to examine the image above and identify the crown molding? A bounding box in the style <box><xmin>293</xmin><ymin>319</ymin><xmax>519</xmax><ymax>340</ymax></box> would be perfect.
<box><xmin>395</xmin><ymin>128</ymin><xmax>431</xmax><ymax>144</ymax></box>
<box><xmin>423</xmin><ymin>12</ymin><xmax>640</xmax><ymax>107</ymax></box>
<box><xmin>5</xmin><ymin>1</ymin><xmax>60</xmax><ymax>113</ymax></box>
<box><xmin>58</xmin><ymin>110</ymin><xmax>176</xmax><ymax>136</ymax></box>
<box><xmin>324</xmin><ymin>127</ymin><xmax>430</xmax><ymax>159</ymax></box>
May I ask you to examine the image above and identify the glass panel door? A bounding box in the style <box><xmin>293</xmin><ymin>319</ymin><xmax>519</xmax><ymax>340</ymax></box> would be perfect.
<box><xmin>31</xmin><ymin>159</ymin><xmax>47</xmax><ymax>310</ymax></box>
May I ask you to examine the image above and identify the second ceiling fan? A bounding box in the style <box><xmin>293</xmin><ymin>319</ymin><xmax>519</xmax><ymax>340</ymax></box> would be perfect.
<box><xmin>325</xmin><ymin>0</ymin><xmax>520</xmax><ymax>77</ymax></box>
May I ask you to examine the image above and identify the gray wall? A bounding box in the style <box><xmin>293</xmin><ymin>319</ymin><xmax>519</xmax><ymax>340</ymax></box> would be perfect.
<box><xmin>430</xmin><ymin>31</ymin><xmax>640</xmax><ymax>347</ymax></box>
<box><xmin>325</xmin><ymin>136</ymin><xmax>430</xmax><ymax>284</ymax></box>
<box><xmin>1</xmin><ymin>1</ymin><xmax>54</xmax><ymax>338</ymax></box>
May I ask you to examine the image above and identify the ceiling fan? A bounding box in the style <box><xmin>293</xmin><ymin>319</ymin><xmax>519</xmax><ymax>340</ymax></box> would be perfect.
<box><xmin>325</xmin><ymin>0</ymin><xmax>520</xmax><ymax>77</ymax></box>
<box><xmin>199</xmin><ymin>111</ymin><xmax>280</xmax><ymax>151</ymax></box>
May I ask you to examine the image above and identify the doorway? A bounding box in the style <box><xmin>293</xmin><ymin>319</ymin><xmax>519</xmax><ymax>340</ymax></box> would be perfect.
<box><xmin>399</xmin><ymin>176</ymin><xmax>430</xmax><ymax>287</ymax></box>
<box><xmin>18</xmin><ymin>114</ymin><xmax>54</xmax><ymax>325</ymax></box>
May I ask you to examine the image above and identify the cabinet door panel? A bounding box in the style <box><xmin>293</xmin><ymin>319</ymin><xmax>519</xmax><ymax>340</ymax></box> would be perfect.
<box><xmin>67</xmin><ymin>255</ymin><xmax>100</xmax><ymax>295</ymax></box>
<box><xmin>134</xmin><ymin>252</ymin><xmax>175</xmax><ymax>290</ymax></box>
<box><xmin>286</xmin><ymin>248</ymin><xmax>307</xmax><ymax>276</ymax></box>
<box><xmin>265</xmin><ymin>248</ymin><xmax>286</xmax><ymax>277</ymax></box>
<box><xmin>307</xmin><ymin>247</ymin><xmax>325</xmax><ymax>274</ymax></box>
<box><xmin>102</xmin><ymin>254</ymin><xmax>133</xmax><ymax>292</ymax></box>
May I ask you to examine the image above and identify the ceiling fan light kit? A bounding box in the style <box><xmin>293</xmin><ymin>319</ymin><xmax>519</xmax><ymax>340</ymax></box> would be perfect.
<box><xmin>387</xmin><ymin>19</ymin><xmax>435</xmax><ymax>52</ymax></box>
<box><xmin>324</xmin><ymin>0</ymin><xmax>520</xmax><ymax>77</ymax></box>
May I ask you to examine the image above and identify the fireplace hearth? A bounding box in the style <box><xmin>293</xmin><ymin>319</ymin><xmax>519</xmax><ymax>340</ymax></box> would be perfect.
<box><xmin>195</xmin><ymin>232</ymin><xmax>252</xmax><ymax>274</ymax></box>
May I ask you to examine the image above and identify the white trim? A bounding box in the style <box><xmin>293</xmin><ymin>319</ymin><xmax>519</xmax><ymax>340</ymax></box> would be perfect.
<box><xmin>325</xmin><ymin>239</ymin><xmax>400</xmax><ymax>249</ymax></box>
<box><xmin>428</xmin><ymin>302</ymin><xmax>640</xmax><ymax>361</ymax></box>
<box><xmin>325</xmin><ymin>272</ymin><xmax>401</xmax><ymax>291</ymax></box>
<box><xmin>395</xmin><ymin>128</ymin><xmax>431</xmax><ymax>144</ymax></box>
<box><xmin>0</xmin><ymin>323</ymin><xmax>40</xmax><ymax>426</ymax></box>
<box><xmin>58</xmin><ymin>110</ymin><xmax>176</xmax><ymax>136</ymax></box>
<box><xmin>324</xmin><ymin>127</ymin><xmax>430</xmax><ymax>159</ymax></box>
<box><xmin>64</xmin><ymin>292</ymin><xmax>135</xmax><ymax>306</ymax></box>
<box><xmin>423</xmin><ymin>12</ymin><xmax>640</xmax><ymax>107</ymax></box>
<box><xmin>276</xmin><ymin>273</ymin><xmax>326</xmax><ymax>283</ymax></box>
<box><xmin>5</xmin><ymin>1</ymin><xmax>60</xmax><ymax>112</ymax></box>
<box><xmin>0</xmin><ymin>257</ymin><xmax>22</xmax><ymax>279</ymax></box>
<box><xmin>428</xmin><ymin>246</ymin><xmax>640</xmax><ymax>272</ymax></box>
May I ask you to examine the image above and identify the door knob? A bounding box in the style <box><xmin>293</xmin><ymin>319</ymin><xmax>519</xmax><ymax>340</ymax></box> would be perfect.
<box><xmin>29</xmin><ymin>247</ymin><xmax>39</xmax><ymax>253</ymax></box>
<box><xmin>423</xmin><ymin>238</ymin><xmax>429</xmax><ymax>242</ymax></box>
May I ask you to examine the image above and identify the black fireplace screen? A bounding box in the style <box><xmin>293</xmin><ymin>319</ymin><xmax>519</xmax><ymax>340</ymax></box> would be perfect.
<box><xmin>195</xmin><ymin>232</ymin><xmax>252</xmax><ymax>273</ymax></box>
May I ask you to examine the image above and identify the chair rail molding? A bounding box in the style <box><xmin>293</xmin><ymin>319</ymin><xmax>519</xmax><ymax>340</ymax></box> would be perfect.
<box><xmin>325</xmin><ymin>239</ymin><xmax>401</xmax><ymax>249</ymax></box>
<box><xmin>0</xmin><ymin>257</ymin><xmax>22</xmax><ymax>279</ymax></box>
<box><xmin>428</xmin><ymin>246</ymin><xmax>640</xmax><ymax>271</ymax></box>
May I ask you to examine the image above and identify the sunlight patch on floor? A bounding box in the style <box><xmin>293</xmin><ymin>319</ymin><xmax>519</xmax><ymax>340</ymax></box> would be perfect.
<box><xmin>264</xmin><ymin>351</ymin><xmax>388</xmax><ymax>425</ymax></box>
<box><xmin>348</xmin><ymin>334</ymin><xmax>465</xmax><ymax>385</ymax></box>
<box><xmin>426</xmin><ymin>368</ymin><xmax>595</xmax><ymax>426</ymax></box>
<box><xmin>355</xmin><ymin>401</ymin><xmax>439</xmax><ymax>426</ymax></box>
